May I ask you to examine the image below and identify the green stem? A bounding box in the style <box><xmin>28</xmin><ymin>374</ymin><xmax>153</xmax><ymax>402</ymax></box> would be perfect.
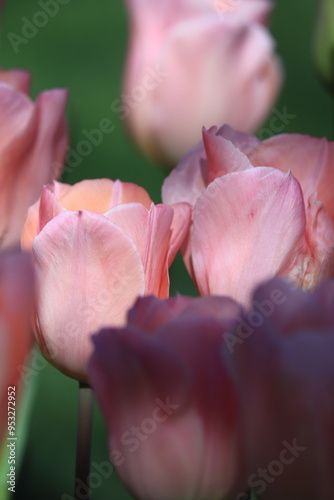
<box><xmin>74</xmin><ymin>382</ymin><xmax>94</xmax><ymax>500</ymax></box>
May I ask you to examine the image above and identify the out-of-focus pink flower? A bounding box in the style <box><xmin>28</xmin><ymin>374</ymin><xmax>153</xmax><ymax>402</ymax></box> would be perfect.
<box><xmin>228</xmin><ymin>278</ymin><xmax>334</xmax><ymax>500</ymax></box>
<box><xmin>21</xmin><ymin>179</ymin><xmax>191</xmax><ymax>381</ymax></box>
<box><xmin>0</xmin><ymin>252</ymin><xmax>34</xmax><ymax>443</ymax></box>
<box><xmin>88</xmin><ymin>294</ymin><xmax>243</xmax><ymax>500</ymax></box>
<box><xmin>122</xmin><ymin>0</ymin><xmax>282</xmax><ymax>165</ymax></box>
<box><xmin>162</xmin><ymin>125</ymin><xmax>334</xmax><ymax>305</ymax></box>
<box><xmin>0</xmin><ymin>69</ymin><xmax>68</xmax><ymax>249</ymax></box>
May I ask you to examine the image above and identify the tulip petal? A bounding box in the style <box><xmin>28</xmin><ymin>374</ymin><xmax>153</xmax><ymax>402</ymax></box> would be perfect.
<box><xmin>248</xmin><ymin>134</ymin><xmax>334</xmax><ymax>221</ymax></box>
<box><xmin>127</xmin><ymin>295</ymin><xmax>195</xmax><ymax>332</ymax></box>
<box><xmin>0</xmin><ymin>252</ymin><xmax>34</xmax><ymax>442</ymax></box>
<box><xmin>21</xmin><ymin>184</ymin><xmax>65</xmax><ymax>251</ymax></box>
<box><xmin>203</xmin><ymin>127</ymin><xmax>253</xmax><ymax>182</ymax></box>
<box><xmin>0</xmin><ymin>86</ymin><xmax>68</xmax><ymax>248</ymax></box>
<box><xmin>215</xmin><ymin>124</ymin><xmax>260</xmax><ymax>154</ymax></box>
<box><xmin>57</xmin><ymin>179</ymin><xmax>152</xmax><ymax>213</ymax></box>
<box><xmin>192</xmin><ymin>167</ymin><xmax>307</xmax><ymax>304</ymax></box>
<box><xmin>106</xmin><ymin>203</ymin><xmax>175</xmax><ymax>298</ymax></box>
<box><xmin>230</xmin><ymin>315</ymin><xmax>334</xmax><ymax>500</ymax></box>
<box><xmin>33</xmin><ymin>210</ymin><xmax>146</xmax><ymax>381</ymax></box>
<box><xmin>0</xmin><ymin>69</ymin><xmax>31</xmax><ymax>95</ymax></box>
<box><xmin>162</xmin><ymin>141</ymin><xmax>207</xmax><ymax>206</ymax></box>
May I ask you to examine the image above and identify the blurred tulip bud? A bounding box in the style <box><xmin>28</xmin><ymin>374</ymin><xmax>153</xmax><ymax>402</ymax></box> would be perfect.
<box><xmin>0</xmin><ymin>69</ymin><xmax>68</xmax><ymax>249</ymax></box>
<box><xmin>0</xmin><ymin>251</ymin><xmax>34</xmax><ymax>444</ymax></box>
<box><xmin>88</xmin><ymin>294</ymin><xmax>243</xmax><ymax>500</ymax></box>
<box><xmin>122</xmin><ymin>0</ymin><xmax>282</xmax><ymax>166</ymax></box>
<box><xmin>313</xmin><ymin>0</ymin><xmax>334</xmax><ymax>93</ymax></box>
<box><xmin>229</xmin><ymin>278</ymin><xmax>334</xmax><ymax>500</ymax></box>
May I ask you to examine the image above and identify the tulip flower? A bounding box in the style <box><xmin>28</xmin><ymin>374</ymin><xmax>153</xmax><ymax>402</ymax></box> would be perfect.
<box><xmin>228</xmin><ymin>278</ymin><xmax>334</xmax><ymax>500</ymax></box>
<box><xmin>0</xmin><ymin>252</ymin><xmax>34</xmax><ymax>444</ymax></box>
<box><xmin>21</xmin><ymin>179</ymin><xmax>191</xmax><ymax>381</ymax></box>
<box><xmin>88</xmin><ymin>294</ymin><xmax>243</xmax><ymax>500</ymax></box>
<box><xmin>0</xmin><ymin>70</ymin><xmax>68</xmax><ymax>249</ymax></box>
<box><xmin>122</xmin><ymin>0</ymin><xmax>282</xmax><ymax>165</ymax></box>
<box><xmin>162</xmin><ymin>125</ymin><xmax>334</xmax><ymax>305</ymax></box>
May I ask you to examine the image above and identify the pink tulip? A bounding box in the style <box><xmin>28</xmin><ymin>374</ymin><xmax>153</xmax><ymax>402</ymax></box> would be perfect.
<box><xmin>0</xmin><ymin>70</ymin><xmax>68</xmax><ymax>249</ymax></box>
<box><xmin>0</xmin><ymin>252</ymin><xmax>34</xmax><ymax>444</ymax></box>
<box><xmin>21</xmin><ymin>179</ymin><xmax>191</xmax><ymax>381</ymax></box>
<box><xmin>122</xmin><ymin>0</ymin><xmax>282</xmax><ymax>165</ymax></box>
<box><xmin>162</xmin><ymin>125</ymin><xmax>334</xmax><ymax>305</ymax></box>
<box><xmin>228</xmin><ymin>278</ymin><xmax>334</xmax><ymax>500</ymax></box>
<box><xmin>88</xmin><ymin>294</ymin><xmax>243</xmax><ymax>500</ymax></box>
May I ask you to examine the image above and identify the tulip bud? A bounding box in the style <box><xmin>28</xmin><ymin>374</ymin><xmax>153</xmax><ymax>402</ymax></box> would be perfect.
<box><xmin>122</xmin><ymin>0</ymin><xmax>282</xmax><ymax>166</ymax></box>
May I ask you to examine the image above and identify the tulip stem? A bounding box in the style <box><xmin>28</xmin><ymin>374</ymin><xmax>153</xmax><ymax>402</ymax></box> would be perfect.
<box><xmin>74</xmin><ymin>382</ymin><xmax>94</xmax><ymax>500</ymax></box>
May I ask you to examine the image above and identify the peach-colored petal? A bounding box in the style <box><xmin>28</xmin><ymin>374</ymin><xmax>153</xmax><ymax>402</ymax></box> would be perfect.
<box><xmin>33</xmin><ymin>210</ymin><xmax>146</xmax><ymax>381</ymax></box>
<box><xmin>0</xmin><ymin>69</ymin><xmax>31</xmax><ymax>95</ymax></box>
<box><xmin>119</xmin><ymin>180</ymin><xmax>153</xmax><ymax>208</ymax></box>
<box><xmin>191</xmin><ymin>168</ymin><xmax>307</xmax><ymax>305</ymax></box>
<box><xmin>248</xmin><ymin>134</ymin><xmax>334</xmax><ymax>221</ymax></box>
<box><xmin>57</xmin><ymin>178</ymin><xmax>153</xmax><ymax>213</ymax></box>
<box><xmin>57</xmin><ymin>178</ymin><xmax>115</xmax><ymax>213</ymax></box>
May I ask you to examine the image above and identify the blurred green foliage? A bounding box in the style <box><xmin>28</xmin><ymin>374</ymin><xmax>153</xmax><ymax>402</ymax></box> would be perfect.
<box><xmin>0</xmin><ymin>0</ymin><xmax>331</xmax><ymax>499</ymax></box>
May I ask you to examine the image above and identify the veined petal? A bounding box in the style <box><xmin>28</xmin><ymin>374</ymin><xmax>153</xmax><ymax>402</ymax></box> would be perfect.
<box><xmin>192</xmin><ymin>167</ymin><xmax>306</xmax><ymax>305</ymax></box>
<box><xmin>248</xmin><ymin>134</ymin><xmax>334</xmax><ymax>221</ymax></box>
<box><xmin>33</xmin><ymin>210</ymin><xmax>145</xmax><ymax>381</ymax></box>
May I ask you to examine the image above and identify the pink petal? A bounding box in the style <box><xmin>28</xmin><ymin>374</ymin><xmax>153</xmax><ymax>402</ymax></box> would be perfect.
<box><xmin>0</xmin><ymin>86</ymin><xmax>68</xmax><ymax>248</ymax></box>
<box><xmin>203</xmin><ymin>127</ymin><xmax>253</xmax><ymax>182</ymax></box>
<box><xmin>0</xmin><ymin>69</ymin><xmax>31</xmax><ymax>94</ymax></box>
<box><xmin>215</xmin><ymin>124</ymin><xmax>260</xmax><ymax>154</ymax></box>
<box><xmin>0</xmin><ymin>252</ymin><xmax>34</xmax><ymax>442</ymax></box>
<box><xmin>162</xmin><ymin>141</ymin><xmax>207</xmax><ymax>206</ymax></box>
<box><xmin>106</xmin><ymin>203</ymin><xmax>175</xmax><ymax>298</ymax></box>
<box><xmin>21</xmin><ymin>184</ymin><xmax>65</xmax><ymax>251</ymax></box>
<box><xmin>230</xmin><ymin>311</ymin><xmax>334</xmax><ymax>500</ymax></box>
<box><xmin>248</xmin><ymin>134</ymin><xmax>334</xmax><ymax>221</ymax></box>
<box><xmin>192</xmin><ymin>168</ymin><xmax>307</xmax><ymax>305</ymax></box>
<box><xmin>252</xmin><ymin>277</ymin><xmax>334</xmax><ymax>336</ymax></box>
<box><xmin>33</xmin><ymin>210</ymin><xmax>145</xmax><ymax>381</ymax></box>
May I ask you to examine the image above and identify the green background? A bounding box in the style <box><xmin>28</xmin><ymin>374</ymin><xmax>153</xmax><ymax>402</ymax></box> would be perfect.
<box><xmin>0</xmin><ymin>0</ymin><xmax>330</xmax><ymax>499</ymax></box>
